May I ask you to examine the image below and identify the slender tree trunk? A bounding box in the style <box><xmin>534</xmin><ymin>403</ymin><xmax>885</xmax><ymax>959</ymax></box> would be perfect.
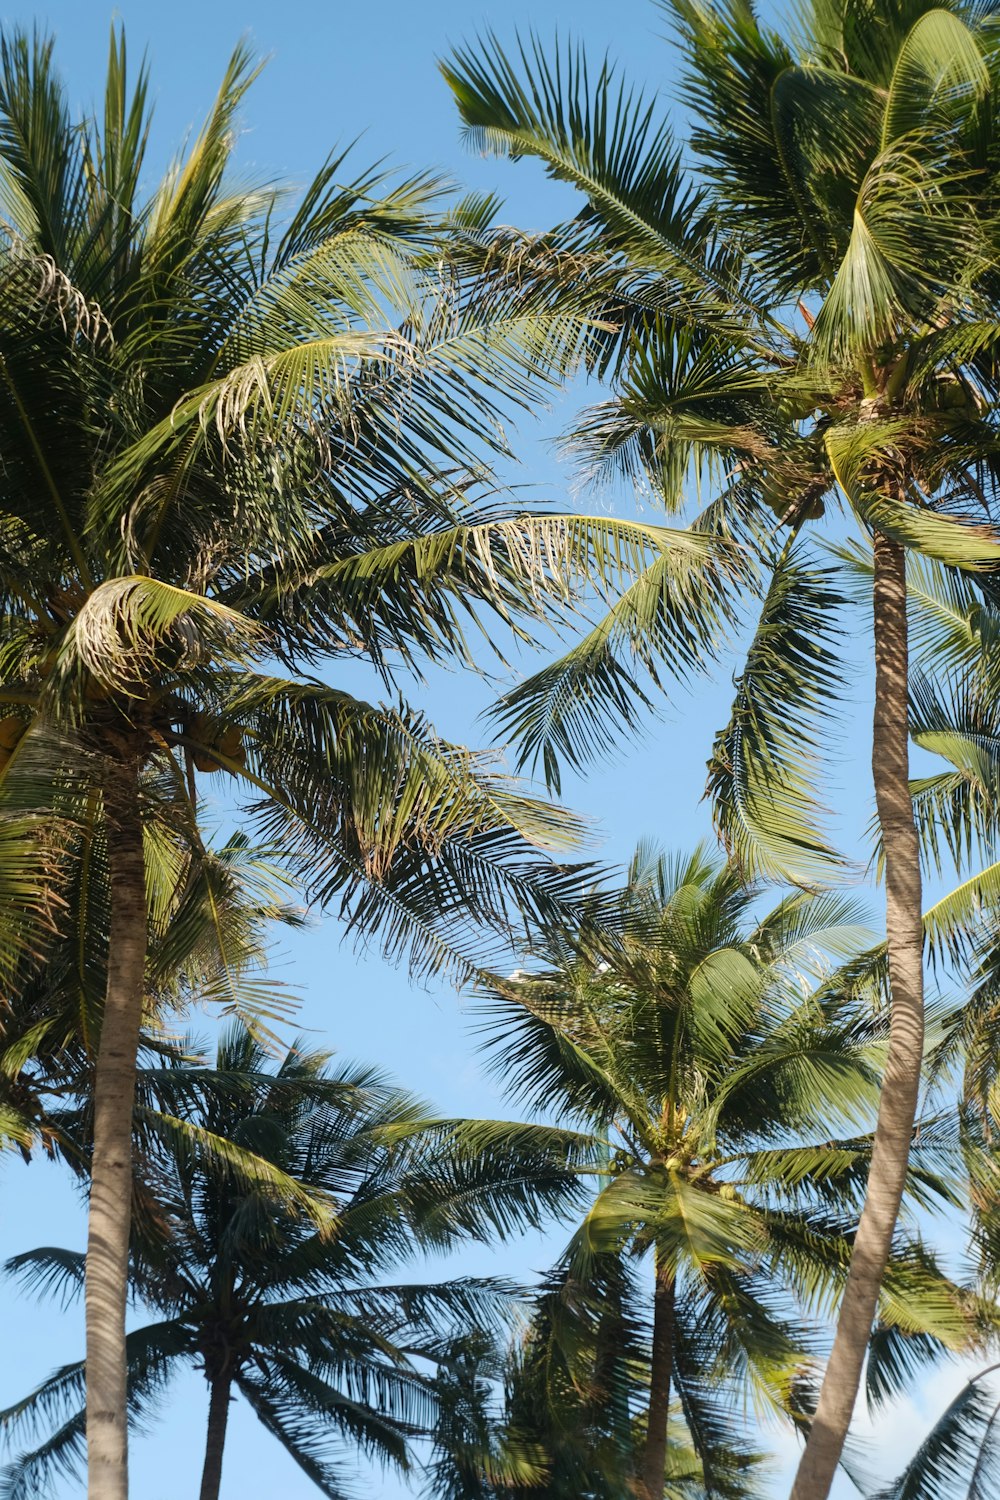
<box><xmin>642</xmin><ymin>1254</ymin><xmax>675</xmax><ymax>1500</ymax></box>
<box><xmin>86</xmin><ymin>761</ymin><xmax>146</xmax><ymax>1500</ymax></box>
<box><xmin>198</xmin><ymin>1375</ymin><xmax>232</xmax><ymax>1500</ymax></box>
<box><xmin>789</xmin><ymin>531</ymin><xmax>925</xmax><ymax>1500</ymax></box>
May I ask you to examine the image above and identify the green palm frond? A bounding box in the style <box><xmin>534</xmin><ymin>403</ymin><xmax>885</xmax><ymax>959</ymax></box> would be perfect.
<box><xmin>825</xmin><ymin>421</ymin><xmax>1000</xmax><ymax>567</ymax></box>
<box><xmin>922</xmin><ymin>858</ymin><xmax>1000</xmax><ymax>961</ymax></box>
<box><xmin>668</xmin><ymin>0</ymin><xmax>856</xmax><ymax>293</ymax></box>
<box><xmin>811</xmin><ymin>143</ymin><xmax>985</xmax><ymax>361</ymax></box>
<box><xmin>0</xmin><ymin>1408</ymin><xmax>85</xmax><ymax>1500</ymax></box>
<box><xmin>877</xmin><ymin>1246</ymin><xmax>974</xmax><ymax>1352</ymax></box>
<box><xmin>47</xmin><ymin>576</ymin><xmax>262</xmax><ymax>706</ymax></box>
<box><xmin>488</xmin><ymin>528</ymin><xmax>739</xmax><ymax>793</ymax></box>
<box><xmin>4</xmin><ymin>1247</ymin><xmax>84</xmax><ymax>1307</ymax></box>
<box><xmin>865</xmin><ymin>1324</ymin><xmax>954</xmax><ymax>1413</ymax></box>
<box><xmin>880</xmin><ymin>9</ymin><xmax>989</xmax><ymax>150</ymax></box>
<box><xmin>749</xmin><ymin>888</ymin><xmax>876</xmax><ymax>972</ymax></box>
<box><xmin>308</xmin><ymin>511</ymin><xmax>723</xmax><ymax>669</ymax></box>
<box><xmin>909</xmin><ymin>679</ymin><xmax>1000</xmax><ymax>876</ymax></box>
<box><xmin>235</xmin><ymin>1373</ymin><xmax>357</xmax><ymax>1499</ymax></box>
<box><xmin>145</xmin><ymin>834</ymin><xmax>304</xmax><ymax>1037</ymax></box>
<box><xmin>373</xmin><ymin>1117</ymin><xmax>591</xmax><ymax>1248</ymax></box>
<box><xmin>707</xmin><ymin>542</ymin><xmax>844</xmax><ymax>884</ymax></box>
<box><xmin>0</xmin><ymin>812</ymin><xmax>66</xmax><ymax>982</ymax></box>
<box><xmin>133</xmin><ymin>1109</ymin><xmax>338</xmax><ymax>1233</ymax></box>
<box><xmin>0</xmin><ymin>32</ymin><xmax>93</xmax><ymax>260</ymax></box>
<box><xmin>671</xmin><ymin>1305</ymin><xmax>767</xmax><ymax>1499</ymax></box>
<box><xmin>903</xmin><ymin>554</ymin><xmax>983</xmax><ymax>673</ymax></box>
<box><xmin>566</xmin><ymin>322</ymin><xmax>778</xmax><ymax>510</ymax></box>
<box><xmin>442</xmin><ymin>34</ymin><xmax>738</xmax><ymax>318</ymax></box>
<box><xmin>140</xmin><ymin>40</ymin><xmax>264</xmax><ymax>272</ymax></box>
<box><xmin>874</xmin><ymin>1365</ymin><xmax>1000</xmax><ymax>1500</ymax></box>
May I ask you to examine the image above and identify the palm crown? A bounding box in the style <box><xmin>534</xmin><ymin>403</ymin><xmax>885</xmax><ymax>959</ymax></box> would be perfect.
<box><xmin>0</xmin><ymin>1023</ymin><xmax>595</xmax><ymax>1500</ymax></box>
<box><xmin>444</xmin><ymin>0</ymin><xmax>1000</xmax><ymax>874</ymax></box>
<box><xmin>0</xmin><ymin>27</ymin><xmax>599</xmax><ymax>965</ymax></box>
<box><xmin>479</xmin><ymin>847</ymin><xmax>965</xmax><ymax>1498</ymax></box>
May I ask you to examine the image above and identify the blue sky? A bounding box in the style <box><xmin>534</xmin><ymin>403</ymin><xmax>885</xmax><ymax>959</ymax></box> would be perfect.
<box><xmin>0</xmin><ymin>1</ymin><xmax>963</xmax><ymax>1496</ymax></box>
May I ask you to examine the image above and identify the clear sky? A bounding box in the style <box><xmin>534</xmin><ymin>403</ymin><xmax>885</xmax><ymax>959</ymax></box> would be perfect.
<box><xmin>0</xmin><ymin>1</ymin><xmax>972</xmax><ymax>1497</ymax></box>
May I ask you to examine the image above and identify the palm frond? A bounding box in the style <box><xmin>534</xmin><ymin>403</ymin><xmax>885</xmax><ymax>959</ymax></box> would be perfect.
<box><xmin>442</xmin><ymin>34</ymin><xmax>749</xmax><ymax>323</ymax></box>
<box><xmin>874</xmin><ymin>1366</ymin><xmax>1000</xmax><ymax>1500</ymax></box>
<box><xmin>707</xmin><ymin>541</ymin><xmax>844</xmax><ymax>884</ymax></box>
<box><xmin>489</xmin><ymin>528</ymin><xmax>739</xmax><ymax>793</ymax></box>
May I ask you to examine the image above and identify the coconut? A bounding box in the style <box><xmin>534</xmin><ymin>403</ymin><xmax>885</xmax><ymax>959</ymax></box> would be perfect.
<box><xmin>217</xmin><ymin>724</ymin><xmax>245</xmax><ymax>763</ymax></box>
<box><xmin>0</xmin><ymin>716</ymin><xmax>25</xmax><ymax>751</ymax></box>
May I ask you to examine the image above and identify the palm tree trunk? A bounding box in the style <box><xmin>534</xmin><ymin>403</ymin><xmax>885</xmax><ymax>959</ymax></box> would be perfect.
<box><xmin>86</xmin><ymin>761</ymin><xmax>146</xmax><ymax>1500</ymax></box>
<box><xmin>198</xmin><ymin>1375</ymin><xmax>232</xmax><ymax>1500</ymax></box>
<box><xmin>642</xmin><ymin>1254</ymin><xmax>675</xmax><ymax>1500</ymax></box>
<box><xmin>789</xmin><ymin>531</ymin><xmax>924</xmax><ymax>1500</ymax></box>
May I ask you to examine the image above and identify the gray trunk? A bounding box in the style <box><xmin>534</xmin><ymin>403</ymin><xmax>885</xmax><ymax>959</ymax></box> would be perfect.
<box><xmin>789</xmin><ymin>531</ymin><xmax>925</xmax><ymax>1500</ymax></box>
<box><xmin>642</xmin><ymin>1255</ymin><xmax>675</xmax><ymax>1500</ymax></box>
<box><xmin>85</xmin><ymin>763</ymin><xmax>146</xmax><ymax>1500</ymax></box>
<box><xmin>198</xmin><ymin>1375</ymin><xmax>232</xmax><ymax>1500</ymax></box>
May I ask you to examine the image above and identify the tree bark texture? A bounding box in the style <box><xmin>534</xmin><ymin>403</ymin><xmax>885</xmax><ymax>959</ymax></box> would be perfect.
<box><xmin>198</xmin><ymin>1375</ymin><xmax>232</xmax><ymax>1500</ymax></box>
<box><xmin>86</xmin><ymin>762</ymin><xmax>146</xmax><ymax>1500</ymax></box>
<box><xmin>642</xmin><ymin>1256</ymin><xmax>675</xmax><ymax>1500</ymax></box>
<box><xmin>789</xmin><ymin>532</ymin><xmax>925</xmax><ymax>1500</ymax></box>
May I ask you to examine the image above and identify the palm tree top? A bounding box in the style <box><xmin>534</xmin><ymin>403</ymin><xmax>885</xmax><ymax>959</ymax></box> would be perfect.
<box><xmin>442</xmin><ymin>0</ymin><xmax>1000</xmax><ymax>884</ymax></box>
<box><xmin>483</xmin><ymin>843</ymin><xmax>882</xmax><ymax>1146</ymax></box>
<box><xmin>0</xmin><ymin>1021</ymin><xmax>595</xmax><ymax>1499</ymax></box>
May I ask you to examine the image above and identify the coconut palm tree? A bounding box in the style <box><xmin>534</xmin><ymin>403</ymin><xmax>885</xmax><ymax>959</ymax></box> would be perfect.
<box><xmin>425</xmin><ymin>1281</ymin><xmax>749</xmax><ymax>1499</ymax></box>
<box><xmin>424</xmin><ymin>1335</ymin><xmax>553</xmax><ymax>1500</ymax></box>
<box><xmin>441</xmin><ymin>6</ymin><xmax>1000</xmax><ymax>1489</ymax></box>
<box><xmin>0</xmin><ymin>26</ymin><xmax>719</xmax><ymax>1496</ymax></box>
<box><xmin>0</xmin><ymin>1023</ymin><xmax>595</xmax><ymax>1500</ymax></box>
<box><xmin>475</xmin><ymin>846</ymin><xmax>968</xmax><ymax>1499</ymax></box>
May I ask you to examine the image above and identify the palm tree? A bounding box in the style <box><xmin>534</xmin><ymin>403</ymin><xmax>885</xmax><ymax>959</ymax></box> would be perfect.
<box><xmin>475</xmin><ymin>846</ymin><xmax>967</xmax><ymax>1499</ymax></box>
<box><xmin>0</xmin><ymin>27</ymin><xmax>711</xmax><ymax>1496</ymax></box>
<box><xmin>442</xmin><ymin>6</ymin><xmax>1000</xmax><ymax>1489</ymax></box>
<box><xmin>424</xmin><ymin>1335</ymin><xmax>552</xmax><ymax>1500</ymax></box>
<box><xmin>426</xmin><ymin>1281</ymin><xmax>741</xmax><ymax>1499</ymax></box>
<box><xmin>0</xmin><ymin>1023</ymin><xmax>594</xmax><ymax>1500</ymax></box>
